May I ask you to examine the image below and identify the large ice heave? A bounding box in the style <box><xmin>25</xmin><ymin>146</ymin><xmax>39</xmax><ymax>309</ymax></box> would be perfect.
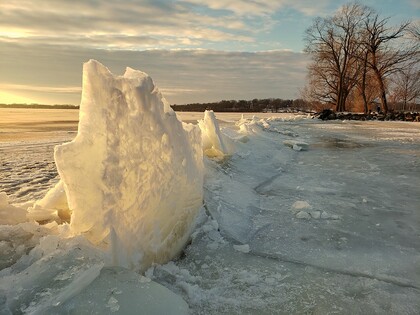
<box><xmin>54</xmin><ymin>60</ymin><xmax>203</xmax><ymax>271</ymax></box>
<box><xmin>198</xmin><ymin>110</ymin><xmax>234</xmax><ymax>158</ymax></box>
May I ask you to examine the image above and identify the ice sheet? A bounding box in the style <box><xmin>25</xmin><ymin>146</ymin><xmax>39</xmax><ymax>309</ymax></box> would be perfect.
<box><xmin>1</xmin><ymin>109</ymin><xmax>419</xmax><ymax>314</ymax></box>
<box><xmin>151</xmin><ymin>116</ymin><xmax>420</xmax><ymax>314</ymax></box>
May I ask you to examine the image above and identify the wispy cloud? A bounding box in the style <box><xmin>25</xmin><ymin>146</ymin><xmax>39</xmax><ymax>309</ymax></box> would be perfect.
<box><xmin>0</xmin><ymin>0</ymin><xmax>256</xmax><ymax>50</ymax></box>
<box><xmin>0</xmin><ymin>0</ymin><xmax>335</xmax><ymax>51</ymax></box>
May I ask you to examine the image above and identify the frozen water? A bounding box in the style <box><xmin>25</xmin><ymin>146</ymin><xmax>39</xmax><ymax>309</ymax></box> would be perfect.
<box><xmin>149</xmin><ymin>116</ymin><xmax>420</xmax><ymax>314</ymax></box>
<box><xmin>1</xmin><ymin>106</ymin><xmax>420</xmax><ymax>313</ymax></box>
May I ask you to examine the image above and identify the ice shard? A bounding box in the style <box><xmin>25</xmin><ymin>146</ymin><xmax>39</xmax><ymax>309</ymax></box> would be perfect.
<box><xmin>199</xmin><ymin>110</ymin><xmax>234</xmax><ymax>158</ymax></box>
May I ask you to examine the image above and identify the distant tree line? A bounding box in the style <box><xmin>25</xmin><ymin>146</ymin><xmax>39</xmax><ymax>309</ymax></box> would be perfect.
<box><xmin>303</xmin><ymin>3</ymin><xmax>419</xmax><ymax>113</ymax></box>
<box><xmin>0</xmin><ymin>104</ymin><xmax>79</xmax><ymax>109</ymax></box>
<box><xmin>171</xmin><ymin>98</ymin><xmax>312</xmax><ymax>112</ymax></box>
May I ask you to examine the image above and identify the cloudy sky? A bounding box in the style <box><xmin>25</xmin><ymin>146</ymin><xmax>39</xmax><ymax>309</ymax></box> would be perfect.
<box><xmin>0</xmin><ymin>0</ymin><xmax>418</xmax><ymax>105</ymax></box>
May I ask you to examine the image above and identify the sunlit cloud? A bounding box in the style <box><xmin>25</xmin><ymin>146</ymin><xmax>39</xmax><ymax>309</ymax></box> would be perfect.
<box><xmin>1</xmin><ymin>84</ymin><xmax>81</xmax><ymax>94</ymax></box>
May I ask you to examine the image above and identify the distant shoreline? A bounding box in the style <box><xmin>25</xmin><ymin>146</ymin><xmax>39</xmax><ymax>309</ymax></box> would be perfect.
<box><xmin>0</xmin><ymin>104</ymin><xmax>79</xmax><ymax>110</ymax></box>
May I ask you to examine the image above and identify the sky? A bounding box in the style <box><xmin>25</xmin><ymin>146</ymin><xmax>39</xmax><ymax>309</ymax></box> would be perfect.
<box><xmin>0</xmin><ymin>0</ymin><xmax>418</xmax><ymax>105</ymax></box>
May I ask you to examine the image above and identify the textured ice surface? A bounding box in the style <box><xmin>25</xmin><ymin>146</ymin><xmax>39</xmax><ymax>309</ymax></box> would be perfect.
<box><xmin>188</xmin><ymin>117</ymin><xmax>420</xmax><ymax>313</ymax></box>
<box><xmin>144</xmin><ymin>117</ymin><xmax>420</xmax><ymax>314</ymax></box>
<box><xmin>53</xmin><ymin>60</ymin><xmax>203</xmax><ymax>270</ymax></box>
<box><xmin>2</xmin><ymin>106</ymin><xmax>420</xmax><ymax>314</ymax></box>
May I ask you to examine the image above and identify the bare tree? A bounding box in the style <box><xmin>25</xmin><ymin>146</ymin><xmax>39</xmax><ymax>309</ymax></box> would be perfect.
<box><xmin>390</xmin><ymin>68</ymin><xmax>420</xmax><ymax>110</ymax></box>
<box><xmin>362</xmin><ymin>13</ymin><xmax>415</xmax><ymax>113</ymax></box>
<box><xmin>408</xmin><ymin>21</ymin><xmax>420</xmax><ymax>43</ymax></box>
<box><xmin>304</xmin><ymin>3</ymin><xmax>369</xmax><ymax>112</ymax></box>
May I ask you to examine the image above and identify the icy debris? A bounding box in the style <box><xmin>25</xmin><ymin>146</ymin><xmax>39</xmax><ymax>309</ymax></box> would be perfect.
<box><xmin>291</xmin><ymin>201</ymin><xmax>339</xmax><ymax>220</ymax></box>
<box><xmin>310</xmin><ymin>210</ymin><xmax>321</xmax><ymax>219</ymax></box>
<box><xmin>233</xmin><ymin>244</ymin><xmax>250</xmax><ymax>253</ymax></box>
<box><xmin>283</xmin><ymin>140</ymin><xmax>309</xmax><ymax>151</ymax></box>
<box><xmin>320</xmin><ymin>211</ymin><xmax>340</xmax><ymax>220</ymax></box>
<box><xmin>0</xmin><ymin>235</ymin><xmax>105</xmax><ymax>314</ymax></box>
<box><xmin>52</xmin><ymin>60</ymin><xmax>203</xmax><ymax>271</ymax></box>
<box><xmin>106</xmin><ymin>296</ymin><xmax>120</xmax><ymax>312</ymax></box>
<box><xmin>321</xmin><ymin>211</ymin><xmax>340</xmax><ymax>220</ymax></box>
<box><xmin>27</xmin><ymin>181</ymin><xmax>70</xmax><ymax>223</ymax></box>
<box><xmin>199</xmin><ymin>110</ymin><xmax>234</xmax><ymax>158</ymax></box>
<box><xmin>0</xmin><ymin>192</ymin><xmax>27</xmax><ymax>225</ymax></box>
<box><xmin>295</xmin><ymin>211</ymin><xmax>311</xmax><ymax>219</ymax></box>
<box><xmin>291</xmin><ymin>200</ymin><xmax>312</xmax><ymax>212</ymax></box>
<box><xmin>320</xmin><ymin>211</ymin><xmax>330</xmax><ymax>219</ymax></box>
<box><xmin>0</xmin><ymin>222</ymin><xmax>50</xmax><ymax>270</ymax></box>
<box><xmin>295</xmin><ymin>211</ymin><xmax>340</xmax><ymax>220</ymax></box>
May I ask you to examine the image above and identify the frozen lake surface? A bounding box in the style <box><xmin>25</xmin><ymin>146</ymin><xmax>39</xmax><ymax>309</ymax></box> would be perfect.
<box><xmin>1</xmin><ymin>109</ymin><xmax>419</xmax><ymax>314</ymax></box>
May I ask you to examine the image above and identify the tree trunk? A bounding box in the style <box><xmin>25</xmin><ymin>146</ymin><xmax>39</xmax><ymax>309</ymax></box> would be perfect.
<box><xmin>336</xmin><ymin>75</ymin><xmax>346</xmax><ymax>112</ymax></box>
<box><xmin>373</xmin><ymin>68</ymin><xmax>388</xmax><ymax>113</ymax></box>
<box><xmin>361</xmin><ymin>51</ymin><xmax>369</xmax><ymax>114</ymax></box>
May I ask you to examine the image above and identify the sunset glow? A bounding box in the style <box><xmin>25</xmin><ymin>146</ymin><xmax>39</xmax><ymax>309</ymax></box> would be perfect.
<box><xmin>0</xmin><ymin>0</ymin><xmax>418</xmax><ymax>105</ymax></box>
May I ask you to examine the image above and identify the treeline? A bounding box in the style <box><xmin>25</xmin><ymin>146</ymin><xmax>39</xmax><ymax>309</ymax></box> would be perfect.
<box><xmin>171</xmin><ymin>98</ymin><xmax>311</xmax><ymax>112</ymax></box>
<box><xmin>0</xmin><ymin>104</ymin><xmax>79</xmax><ymax>109</ymax></box>
<box><xmin>303</xmin><ymin>3</ymin><xmax>419</xmax><ymax>113</ymax></box>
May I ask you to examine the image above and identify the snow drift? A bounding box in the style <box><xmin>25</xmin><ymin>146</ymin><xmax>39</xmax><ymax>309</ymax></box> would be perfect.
<box><xmin>47</xmin><ymin>60</ymin><xmax>203</xmax><ymax>271</ymax></box>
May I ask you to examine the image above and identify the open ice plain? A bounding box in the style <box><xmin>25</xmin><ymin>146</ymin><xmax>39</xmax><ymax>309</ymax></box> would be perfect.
<box><xmin>1</xmin><ymin>107</ymin><xmax>419</xmax><ymax>314</ymax></box>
